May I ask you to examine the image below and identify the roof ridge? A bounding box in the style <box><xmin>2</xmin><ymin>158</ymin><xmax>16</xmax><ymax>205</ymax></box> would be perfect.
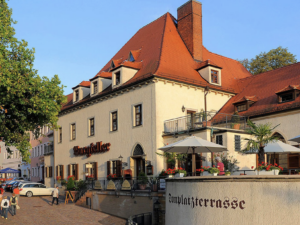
<box><xmin>238</xmin><ymin>61</ymin><xmax>300</xmax><ymax>81</ymax></box>
<box><xmin>153</xmin><ymin>13</ymin><xmax>169</xmax><ymax>75</ymax></box>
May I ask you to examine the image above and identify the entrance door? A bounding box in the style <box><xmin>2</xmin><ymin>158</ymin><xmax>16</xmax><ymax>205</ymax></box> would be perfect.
<box><xmin>136</xmin><ymin>158</ymin><xmax>145</xmax><ymax>177</ymax></box>
<box><xmin>187</xmin><ymin>110</ymin><xmax>196</xmax><ymax>129</ymax></box>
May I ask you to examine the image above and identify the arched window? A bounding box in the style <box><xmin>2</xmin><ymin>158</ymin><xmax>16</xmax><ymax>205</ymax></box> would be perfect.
<box><xmin>272</xmin><ymin>132</ymin><xmax>286</xmax><ymax>143</ymax></box>
<box><xmin>133</xmin><ymin>144</ymin><xmax>144</xmax><ymax>156</ymax></box>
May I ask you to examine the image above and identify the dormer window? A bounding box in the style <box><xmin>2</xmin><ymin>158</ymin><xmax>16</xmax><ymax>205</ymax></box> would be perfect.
<box><xmin>75</xmin><ymin>90</ymin><xmax>79</xmax><ymax>102</ymax></box>
<box><xmin>115</xmin><ymin>71</ymin><xmax>121</xmax><ymax>85</ymax></box>
<box><xmin>93</xmin><ymin>81</ymin><xmax>98</xmax><ymax>94</ymax></box>
<box><xmin>236</xmin><ymin>104</ymin><xmax>247</xmax><ymax>112</ymax></box>
<box><xmin>276</xmin><ymin>85</ymin><xmax>300</xmax><ymax>103</ymax></box>
<box><xmin>129</xmin><ymin>52</ymin><xmax>135</xmax><ymax>62</ymax></box>
<box><xmin>111</xmin><ymin>61</ymin><xmax>115</xmax><ymax>70</ymax></box>
<box><xmin>211</xmin><ymin>70</ymin><xmax>218</xmax><ymax>84</ymax></box>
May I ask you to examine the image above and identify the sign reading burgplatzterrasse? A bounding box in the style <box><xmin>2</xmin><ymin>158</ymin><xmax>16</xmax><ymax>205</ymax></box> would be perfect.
<box><xmin>168</xmin><ymin>193</ymin><xmax>245</xmax><ymax>210</ymax></box>
<box><xmin>73</xmin><ymin>142</ymin><xmax>111</xmax><ymax>157</ymax></box>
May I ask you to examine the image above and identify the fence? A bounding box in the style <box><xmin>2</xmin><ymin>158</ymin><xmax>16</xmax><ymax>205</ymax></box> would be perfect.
<box><xmin>127</xmin><ymin>212</ymin><xmax>152</xmax><ymax>225</ymax></box>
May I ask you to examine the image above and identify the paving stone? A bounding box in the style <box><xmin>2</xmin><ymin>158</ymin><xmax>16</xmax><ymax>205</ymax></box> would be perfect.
<box><xmin>0</xmin><ymin>192</ymin><xmax>126</xmax><ymax>225</ymax></box>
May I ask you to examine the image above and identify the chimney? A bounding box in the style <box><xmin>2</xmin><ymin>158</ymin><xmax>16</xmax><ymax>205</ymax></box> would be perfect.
<box><xmin>177</xmin><ymin>0</ymin><xmax>203</xmax><ymax>61</ymax></box>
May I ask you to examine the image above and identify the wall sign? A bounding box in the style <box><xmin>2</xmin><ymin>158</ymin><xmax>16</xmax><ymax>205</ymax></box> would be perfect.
<box><xmin>73</xmin><ymin>141</ymin><xmax>111</xmax><ymax>157</ymax></box>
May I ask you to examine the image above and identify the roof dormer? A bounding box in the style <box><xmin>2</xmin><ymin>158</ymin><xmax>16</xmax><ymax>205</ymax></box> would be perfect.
<box><xmin>276</xmin><ymin>85</ymin><xmax>300</xmax><ymax>103</ymax></box>
<box><xmin>197</xmin><ymin>60</ymin><xmax>222</xmax><ymax>86</ymax></box>
<box><xmin>89</xmin><ymin>72</ymin><xmax>112</xmax><ymax>96</ymax></box>
<box><xmin>233</xmin><ymin>96</ymin><xmax>258</xmax><ymax>112</ymax></box>
<box><xmin>128</xmin><ymin>49</ymin><xmax>141</xmax><ymax>62</ymax></box>
<box><xmin>72</xmin><ymin>81</ymin><xmax>90</xmax><ymax>104</ymax></box>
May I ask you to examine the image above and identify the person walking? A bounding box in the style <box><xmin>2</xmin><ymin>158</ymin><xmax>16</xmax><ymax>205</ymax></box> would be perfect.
<box><xmin>10</xmin><ymin>193</ymin><xmax>18</xmax><ymax>216</ymax></box>
<box><xmin>13</xmin><ymin>186</ymin><xmax>20</xmax><ymax>204</ymax></box>
<box><xmin>1</xmin><ymin>196</ymin><xmax>9</xmax><ymax>219</ymax></box>
<box><xmin>51</xmin><ymin>186</ymin><xmax>59</xmax><ymax>206</ymax></box>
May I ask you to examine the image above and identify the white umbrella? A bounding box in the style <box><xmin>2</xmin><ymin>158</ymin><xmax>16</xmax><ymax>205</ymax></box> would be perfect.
<box><xmin>264</xmin><ymin>141</ymin><xmax>300</xmax><ymax>153</ymax></box>
<box><xmin>158</xmin><ymin>136</ymin><xmax>227</xmax><ymax>175</ymax></box>
<box><xmin>289</xmin><ymin>135</ymin><xmax>300</xmax><ymax>143</ymax></box>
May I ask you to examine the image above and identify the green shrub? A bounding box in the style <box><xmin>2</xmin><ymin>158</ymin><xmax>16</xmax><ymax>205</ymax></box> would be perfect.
<box><xmin>138</xmin><ymin>172</ymin><xmax>148</xmax><ymax>185</ymax></box>
<box><xmin>67</xmin><ymin>177</ymin><xmax>75</xmax><ymax>190</ymax></box>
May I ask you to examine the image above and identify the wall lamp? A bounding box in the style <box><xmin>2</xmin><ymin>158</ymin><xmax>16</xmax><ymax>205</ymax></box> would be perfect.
<box><xmin>182</xmin><ymin>105</ymin><xmax>185</xmax><ymax>112</ymax></box>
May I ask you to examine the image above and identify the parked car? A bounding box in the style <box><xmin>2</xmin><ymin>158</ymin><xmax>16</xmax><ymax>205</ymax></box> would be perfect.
<box><xmin>12</xmin><ymin>181</ymin><xmax>30</xmax><ymax>192</ymax></box>
<box><xmin>6</xmin><ymin>181</ymin><xmax>17</xmax><ymax>192</ymax></box>
<box><xmin>19</xmin><ymin>183</ymin><xmax>55</xmax><ymax>197</ymax></box>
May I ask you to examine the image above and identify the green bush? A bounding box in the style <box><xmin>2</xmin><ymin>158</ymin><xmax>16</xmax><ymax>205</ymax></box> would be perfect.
<box><xmin>75</xmin><ymin>179</ymin><xmax>87</xmax><ymax>191</ymax></box>
<box><xmin>61</xmin><ymin>179</ymin><xmax>67</xmax><ymax>187</ymax></box>
<box><xmin>138</xmin><ymin>172</ymin><xmax>148</xmax><ymax>185</ymax></box>
<box><xmin>67</xmin><ymin>177</ymin><xmax>75</xmax><ymax>190</ymax></box>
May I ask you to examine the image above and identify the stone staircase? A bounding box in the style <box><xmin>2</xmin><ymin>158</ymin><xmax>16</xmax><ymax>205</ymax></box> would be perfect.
<box><xmin>75</xmin><ymin>190</ymin><xmax>93</xmax><ymax>208</ymax></box>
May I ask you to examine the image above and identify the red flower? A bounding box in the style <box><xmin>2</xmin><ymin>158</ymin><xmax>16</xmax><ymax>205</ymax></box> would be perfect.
<box><xmin>275</xmin><ymin>163</ymin><xmax>278</xmax><ymax>166</ymax></box>
<box><xmin>251</xmin><ymin>166</ymin><xmax>254</xmax><ymax>169</ymax></box>
<box><xmin>213</xmin><ymin>165</ymin><xmax>215</xmax><ymax>168</ymax></box>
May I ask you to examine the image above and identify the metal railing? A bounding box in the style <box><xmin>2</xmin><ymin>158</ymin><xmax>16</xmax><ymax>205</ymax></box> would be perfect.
<box><xmin>127</xmin><ymin>212</ymin><xmax>152</xmax><ymax>225</ymax></box>
<box><xmin>44</xmin><ymin>144</ymin><xmax>53</xmax><ymax>155</ymax></box>
<box><xmin>164</xmin><ymin>111</ymin><xmax>247</xmax><ymax>134</ymax></box>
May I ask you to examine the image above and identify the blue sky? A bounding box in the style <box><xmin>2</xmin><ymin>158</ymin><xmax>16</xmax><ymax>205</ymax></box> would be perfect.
<box><xmin>7</xmin><ymin>0</ymin><xmax>300</xmax><ymax>94</ymax></box>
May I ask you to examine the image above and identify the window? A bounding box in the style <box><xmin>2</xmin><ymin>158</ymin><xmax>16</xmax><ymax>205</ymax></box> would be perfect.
<box><xmin>134</xmin><ymin>105</ymin><xmax>142</xmax><ymax>126</ymax></box>
<box><xmin>129</xmin><ymin>53</ymin><xmax>135</xmax><ymax>62</ymax></box>
<box><xmin>234</xmin><ymin>135</ymin><xmax>241</xmax><ymax>151</ymax></box>
<box><xmin>59</xmin><ymin>127</ymin><xmax>62</xmax><ymax>143</ymax></box>
<box><xmin>237</xmin><ymin>104</ymin><xmax>247</xmax><ymax>112</ymax></box>
<box><xmin>71</xmin><ymin>123</ymin><xmax>76</xmax><ymax>140</ymax></box>
<box><xmin>75</xmin><ymin>90</ymin><xmax>79</xmax><ymax>102</ymax></box>
<box><xmin>89</xmin><ymin>118</ymin><xmax>95</xmax><ymax>136</ymax></box>
<box><xmin>49</xmin><ymin>166</ymin><xmax>53</xmax><ymax>178</ymax></box>
<box><xmin>59</xmin><ymin>165</ymin><xmax>63</xmax><ymax>178</ymax></box>
<box><xmin>93</xmin><ymin>81</ymin><xmax>98</xmax><ymax>94</ymax></box>
<box><xmin>211</xmin><ymin>70</ymin><xmax>218</xmax><ymax>83</ymax></box>
<box><xmin>115</xmin><ymin>71</ymin><xmax>120</xmax><ymax>85</ymax></box>
<box><xmin>111</xmin><ymin>111</ymin><xmax>118</xmax><ymax>131</ymax></box>
<box><xmin>280</xmin><ymin>93</ymin><xmax>293</xmax><ymax>103</ymax></box>
<box><xmin>216</xmin><ymin>135</ymin><xmax>223</xmax><ymax>146</ymax></box>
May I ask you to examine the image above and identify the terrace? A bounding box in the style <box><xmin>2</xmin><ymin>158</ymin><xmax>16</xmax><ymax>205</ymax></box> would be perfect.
<box><xmin>163</xmin><ymin>111</ymin><xmax>248</xmax><ymax>135</ymax></box>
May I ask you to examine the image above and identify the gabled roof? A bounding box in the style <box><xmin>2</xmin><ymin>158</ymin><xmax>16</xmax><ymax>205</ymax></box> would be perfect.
<box><xmin>63</xmin><ymin>12</ymin><xmax>252</xmax><ymax>112</ymax></box>
<box><xmin>129</xmin><ymin>49</ymin><xmax>141</xmax><ymax>61</ymax></box>
<box><xmin>90</xmin><ymin>72</ymin><xmax>112</xmax><ymax>80</ymax></box>
<box><xmin>233</xmin><ymin>96</ymin><xmax>258</xmax><ymax>104</ymax></box>
<box><xmin>218</xmin><ymin>62</ymin><xmax>300</xmax><ymax>117</ymax></box>
<box><xmin>195</xmin><ymin>59</ymin><xmax>222</xmax><ymax>70</ymax></box>
<box><xmin>72</xmin><ymin>81</ymin><xmax>90</xmax><ymax>89</ymax></box>
<box><xmin>276</xmin><ymin>85</ymin><xmax>300</xmax><ymax>94</ymax></box>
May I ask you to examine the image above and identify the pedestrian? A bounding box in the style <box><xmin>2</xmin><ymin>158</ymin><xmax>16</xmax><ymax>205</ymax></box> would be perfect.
<box><xmin>13</xmin><ymin>186</ymin><xmax>20</xmax><ymax>204</ymax></box>
<box><xmin>1</xmin><ymin>196</ymin><xmax>9</xmax><ymax>220</ymax></box>
<box><xmin>0</xmin><ymin>187</ymin><xmax>4</xmax><ymax>195</ymax></box>
<box><xmin>10</xmin><ymin>193</ymin><xmax>18</xmax><ymax>216</ymax></box>
<box><xmin>51</xmin><ymin>186</ymin><xmax>59</xmax><ymax>206</ymax></box>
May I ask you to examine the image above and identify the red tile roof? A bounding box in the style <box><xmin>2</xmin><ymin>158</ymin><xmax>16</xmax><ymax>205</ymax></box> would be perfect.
<box><xmin>275</xmin><ymin>85</ymin><xmax>300</xmax><ymax>94</ymax></box>
<box><xmin>130</xmin><ymin>49</ymin><xmax>141</xmax><ymax>61</ymax></box>
<box><xmin>233</xmin><ymin>96</ymin><xmax>258</xmax><ymax>104</ymax></box>
<box><xmin>195</xmin><ymin>59</ymin><xmax>221</xmax><ymax>70</ymax></box>
<box><xmin>90</xmin><ymin>72</ymin><xmax>112</xmax><ymax>80</ymax></box>
<box><xmin>72</xmin><ymin>81</ymin><xmax>90</xmax><ymax>89</ymax></box>
<box><xmin>218</xmin><ymin>62</ymin><xmax>300</xmax><ymax>117</ymax></box>
<box><xmin>63</xmin><ymin>12</ymin><xmax>252</xmax><ymax>112</ymax></box>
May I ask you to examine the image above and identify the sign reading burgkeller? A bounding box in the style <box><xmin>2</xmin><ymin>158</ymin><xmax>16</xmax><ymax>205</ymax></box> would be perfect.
<box><xmin>73</xmin><ymin>142</ymin><xmax>111</xmax><ymax>157</ymax></box>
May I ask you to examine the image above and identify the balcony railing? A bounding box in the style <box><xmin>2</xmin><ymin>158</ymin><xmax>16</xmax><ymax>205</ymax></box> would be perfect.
<box><xmin>164</xmin><ymin>111</ymin><xmax>247</xmax><ymax>134</ymax></box>
<box><xmin>44</xmin><ymin>144</ymin><xmax>53</xmax><ymax>155</ymax></box>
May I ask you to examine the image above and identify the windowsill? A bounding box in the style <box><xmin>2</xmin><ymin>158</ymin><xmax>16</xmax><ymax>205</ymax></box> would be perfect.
<box><xmin>280</xmin><ymin>99</ymin><xmax>294</xmax><ymax>103</ymax></box>
<box><xmin>133</xmin><ymin>124</ymin><xmax>143</xmax><ymax>129</ymax></box>
<box><xmin>88</xmin><ymin>135</ymin><xmax>95</xmax><ymax>138</ymax></box>
<box><xmin>112</xmin><ymin>83</ymin><xmax>122</xmax><ymax>89</ymax></box>
<box><xmin>70</xmin><ymin>139</ymin><xmax>76</xmax><ymax>142</ymax></box>
<box><xmin>110</xmin><ymin>130</ymin><xmax>118</xmax><ymax>133</ymax></box>
<box><xmin>210</xmin><ymin>82</ymin><xmax>221</xmax><ymax>86</ymax></box>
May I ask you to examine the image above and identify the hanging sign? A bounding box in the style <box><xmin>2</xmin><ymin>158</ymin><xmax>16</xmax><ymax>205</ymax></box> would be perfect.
<box><xmin>73</xmin><ymin>141</ymin><xmax>111</xmax><ymax>157</ymax></box>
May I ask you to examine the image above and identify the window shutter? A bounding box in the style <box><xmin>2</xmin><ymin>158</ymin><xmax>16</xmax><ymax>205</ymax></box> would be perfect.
<box><xmin>142</xmin><ymin>159</ymin><xmax>145</xmax><ymax>173</ymax></box>
<box><xmin>45</xmin><ymin>167</ymin><xmax>48</xmax><ymax>178</ymax></box>
<box><xmin>56</xmin><ymin>166</ymin><xmax>58</xmax><ymax>178</ymax></box>
<box><xmin>75</xmin><ymin>164</ymin><xmax>79</xmax><ymax>180</ymax></box>
<box><xmin>234</xmin><ymin>135</ymin><xmax>241</xmax><ymax>151</ymax></box>
<box><xmin>62</xmin><ymin>165</ymin><xmax>64</xmax><ymax>180</ymax></box>
<box><xmin>116</xmin><ymin>161</ymin><xmax>122</xmax><ymax>177</ymax></box>
<box><xmin>50</xmin><ymin>166</ymin><xmax>52</xmax><ymax>178</ymax></box>
<box><xmin>94</xmin><ymin>162</ymin><xmax>98</xmax><ymax>180</ymax></box>
<box><xmin>68</xmin><ymin>164</ymin><xmax>71</xmax><ymax>176</ymax></box>
<box><xmin>107</xmin><ymin>161</ymin><xmax>111</xmax><ymax>176</ymax></box>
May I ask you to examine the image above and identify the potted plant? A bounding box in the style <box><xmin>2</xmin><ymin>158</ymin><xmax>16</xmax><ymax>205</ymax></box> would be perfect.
<box><xmin>255</xmin><ymin>162</ymin><xmax>282</xmax><ymax>175</ymax></box>
<box><xmin>201</xmin><ymin>112</ymin><xmax>211</xmax><ymax>127</ymax></box>
<box><xmin>225</xmin><ymin>171</ymin><xmax>231</xmax><ymax>176</ymax></box>
<box><xmin>137</xmin><ymin>172</ymin><xmax>148</xmax><ymax>190</ymax></box>
<box><xmin>197</xmin><ymin>166</ymin><xmax>210</xmax><ymax>176</ymax></box>
<box><xmin>208</xmin><ymin>166</ymin><xmax>220</xmax><ymax>176</ymax></box>
<box><xmin>296</xmin><ymin>169</ymin><xmax>300</xmax><ymax>175</ymax></box>
<box><xmin>270</xmin><ymin>163</ymin><xmax>283</xmax><ymax>175</ymax></box>
<box><xmin>150</xmin><ymin>177</ymin><xmax>158</xmax><ymax>192</ymax></box>
<box><xmin>86</xmin><ymin>174</ymin><xmax>94</xmax><ymax>180</ymax></box>
<box><xmin>174</xmin><ymin>167</ymin><xmax>187</xmax><ymax>177</ymax></box>
<box><xmin>231</xmin><ymin>111</ymin><xmax>240</xmax><ymax>129</ymax></box>
<box><xmin>66</xmin><ymin>176</ymin><xmax>78</xmax><ymax>201</ymax></box>
<box><xmin>166</xmin><ymin>168</ymin><xmax>175</xmax><ymax>178</ymax></box>
<box><xmin>106</xmin><ymin>174</ymin><xmax>117</xmax><ymax>180</ymax></box>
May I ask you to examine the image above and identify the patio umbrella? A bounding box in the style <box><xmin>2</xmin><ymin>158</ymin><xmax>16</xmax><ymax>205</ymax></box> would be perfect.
<box><xmin>158</xmin><ymin>136</ymin><xmax>227</xmax><ymax>175</ymax></box>
<box><xmin>288</xmin><ymin>135</ymin><xmax>300</xmax><ymax>143</ymax></box>
<box><xmin>0</xmin><ymin>168</ymin><xmax>20</xmax><ymax>173</ymax></box>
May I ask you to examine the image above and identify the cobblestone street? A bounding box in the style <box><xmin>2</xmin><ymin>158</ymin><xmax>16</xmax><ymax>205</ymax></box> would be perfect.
<box><xmin>0</xmin><ymin>193</ymin><xmax>126</xmax><ymax>225</ymax></box>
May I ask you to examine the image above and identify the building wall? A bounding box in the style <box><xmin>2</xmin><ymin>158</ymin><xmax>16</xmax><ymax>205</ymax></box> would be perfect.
<box><xmin>166</xmin><ymin>176</ymin><xmax>300</xmax><ymax>225</ymax></box>
<box><xmin>2</xmin><ymin>145</ymin><xmax>22</xmax><ymax>178</ymax></box>
<box><xmin>44</xmin><ymin>133</ymin><xmax>54</xmax><ymax>187</ymax></box>
<box><xmin>54</xmin><ymin>82</ymin><xmax>156</xmax><ymax>181</ymax></box>
<box><xmin>155</xmin><ymin>80</ymin><xmax>233</xmax><ymax>174</ymax></box>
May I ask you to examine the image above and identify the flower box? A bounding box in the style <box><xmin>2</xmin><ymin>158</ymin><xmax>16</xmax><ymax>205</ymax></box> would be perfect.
<box><xmin>256</xmin><ymin>170</ymin><xmax>274</xmax><ymax>175</ymax></box>
<box><xmin>175</xmin><ymin>173</ymin><xmax>184</xmax><ymax>178</ymax></box>
<box><xmin>168</xmin><ymin>175</ymin><xmax>174</xmax><ymax>178</ymax></box>
<box><xmin>201</xmin><ymin>171</ymin><xmax>210</xmax><ymax>176</ymax></box>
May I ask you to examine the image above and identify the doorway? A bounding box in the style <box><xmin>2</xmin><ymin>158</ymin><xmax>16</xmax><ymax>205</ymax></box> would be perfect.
<box><xmin>135</xmin><ymin>158</ymin><xmax>145</xmax><ymax>177</ymax></box>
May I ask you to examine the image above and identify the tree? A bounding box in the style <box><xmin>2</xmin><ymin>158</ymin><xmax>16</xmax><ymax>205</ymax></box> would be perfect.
<box><xmin>243</xmin><ymin>120</ymin><xmax>279</xmax><ymax>164</ymax></box>
<box><xmin>239</xmin><ymin>46</ymin><xmax>297</xmax><ymax>75</ymax></box>
<box><xmin>0</xmin><ymin>0</ymin><xmax>66</xmax><ymax>162</ymax></box>
<box><xmin>156</xmin><ymin>152</ymin><xmax>187</xmax><ymax>169</ymax></box>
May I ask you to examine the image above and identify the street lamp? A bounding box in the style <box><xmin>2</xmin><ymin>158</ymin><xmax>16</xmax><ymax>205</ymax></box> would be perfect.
<box><xmin>118</xmin><ymin>155</ymin><xmax>123</xmax><ymax>161</ymax></box>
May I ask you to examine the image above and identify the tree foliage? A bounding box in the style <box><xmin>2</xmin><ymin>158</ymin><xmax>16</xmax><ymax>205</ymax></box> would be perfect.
<box><xmin>242</xmin><ymin>120</ymin><xmax>279</xmax><ymax>164</ymax></box>
<box><xmin>0</xmin><ymin>0</ymin><xmax>66</xmax><ymax>162</ymax></box>
<box><xmin>239</xmin><ymin>46</ymin><xmax>297</xmax><ymax>75</ymax></box>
